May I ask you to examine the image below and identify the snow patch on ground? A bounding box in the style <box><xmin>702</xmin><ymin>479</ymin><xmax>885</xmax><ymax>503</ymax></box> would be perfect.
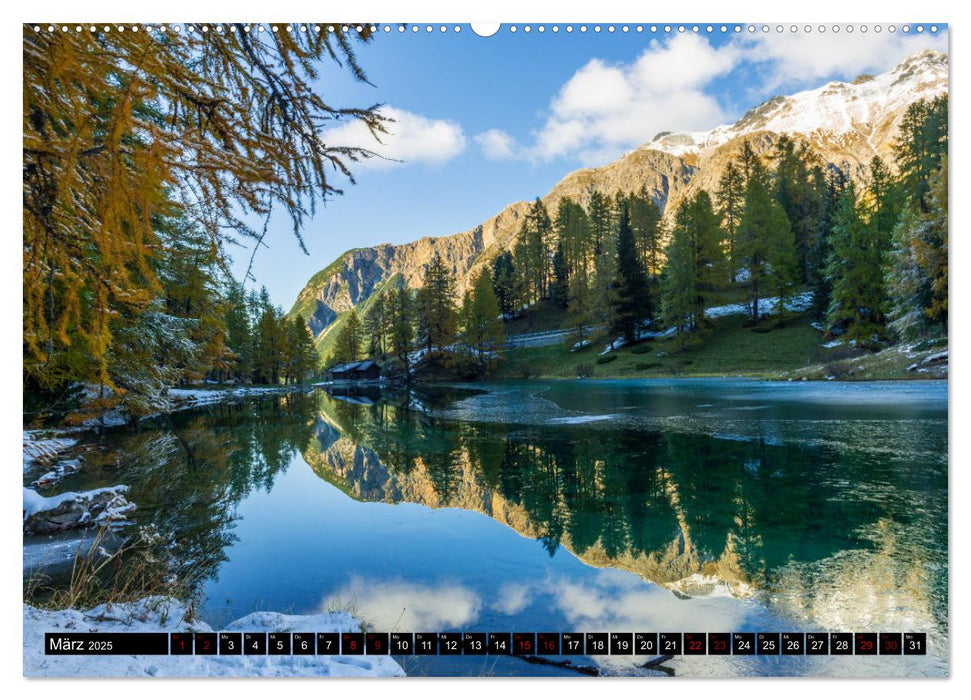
<box><xmin>599</xmin><ymin>292</ymin><xmax>813</xmax><ymax>355</ymax></box>
<box><xmin>23</xmin><ymin>485</ymin><xmax>136</xmax><ymax>535</ymax></box>
<box><xmin>24</xmin><ymin>597</ymin><xmax>404</xmax><ymax>677</ymax></box>
<box><xmin>23</xmin><ymin>485</ymin><xmax>129</xmax><ymax>521</ymax></box>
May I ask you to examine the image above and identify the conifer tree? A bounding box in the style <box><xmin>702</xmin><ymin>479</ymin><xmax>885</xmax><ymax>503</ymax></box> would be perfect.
<box><xmin>224</xmin><ymin>282</ymin><xmax>254</xmax><ymax>382</ymax></box>
<box><xmin>629</xmin><ymin>187</ymin><xmax>664</xmax><ymax>278</ymax></box>
<box><xmin>588</xmin><ymin>191</ymin><xmax>614</xmax><ymax>259</ymax></box>
<box><xmin>23</xmin><ymin>25</ymin><xmax>387</xmax><ymax>408</ymax></box>
<box><xmin>683</xmin><ymin>191</ymin><xmax>727</xmax><ymax>325</ymax></box>
<box><xmin>661</xmin><ymin>223</ymin><xmax>697</xmax><ymax>350</ymax></box>
<box><xmin>492</xmin><ymin>251</ymin><xmax>518</xmax><ymax>318</ymax></box>
<box><xmin>894</xmin><ymin>96</ymin><xmax>948</xmax><ymax>212</ymax></box>
<box><xmin>567</xmin><ymin>266</ymin><xmax>594</xmax><ymax>348</ymax></box>
<box><xmin>825</xmin><ymin>182</ymin><xmax>885</xmax><ymax>344</ymax></box>
<box><xmin>772</xmin><ymin>136</ymin><xmax>822</xmax><ymax>283</ymax></box>
<box><xmin>550</xmin><ymin>243</ymin><xmax>570</xmax><ymax>308</ymax></box>
<box><xmin>610</xmin><ymin>202</ymin><xmax>651</xmax><ymax>343</ymax></box>
<box><xmin>330</xmin><ymin>309</ymin><xmax>363</xmax><ymax>366</ymax></box>
<box><xmin>362</xmin><ymin>291</ymin><xmax>388</xmax><ymax>358</ymax></box>
<box><xmin>460</xmin><ymin>270</ymin><xmax>505</xmax><ymax>371</ymax></box>
<box><xmin>716</xmin><ymin>160</ymin><xmax>745</xmax><ymax>282</ymax></box>
<box><xmin>887</xmin><ymin>157</ymin><xmax>948</xmax><ymax>337</ymax></box>
<box><xmin>810</xmin><ymin>167</ymin><xmax>848</xmax><ymax>320</ymax></box>
<box><xmin>386</xmin><ymin>287</ymin><xmax>415</xmax><ymax>369</ymax></box>
<box><xmin>416</xmin><ymin>254</ymin><xmax>457</xmax><ymax>353</ymax></box>
<box><xmin>285</xmin><ymin>316</ymin><xmax>318</xmax><ymax>384</ymax></box>
<box><xmin>555</xmin><ymin>198</ymin><xmax>592</xmax><ymax>279</ymax></box>
<box><xmin>737</xmin><ymin>162</ymin><xmax>793</xmax><ymax>322</ymax></box>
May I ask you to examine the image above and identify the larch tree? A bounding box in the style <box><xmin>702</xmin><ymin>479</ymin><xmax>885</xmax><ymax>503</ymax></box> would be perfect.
<box><xmin>23</xmin><ymin>24</ymin><xmax>386</xmax><ymax>414</ymax></box>
<box><xmin>887</xmin><ymin>157</ymin><xmax>948</xmax><ymax>338</ymax></box>
<box><xmin>661</xmin><ymin>224</ymin><xmax>696</xmax><ymax>350</ymax></box>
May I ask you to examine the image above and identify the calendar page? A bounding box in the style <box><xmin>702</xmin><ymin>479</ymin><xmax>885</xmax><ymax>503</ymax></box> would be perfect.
<box><xmin>22</xmin><ymin>20</ymin><xmax>948</xmax><ymax>679</ymax></box>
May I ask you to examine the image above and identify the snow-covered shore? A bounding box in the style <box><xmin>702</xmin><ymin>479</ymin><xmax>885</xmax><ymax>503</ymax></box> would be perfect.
<box><xmin>24</xmin><ymin>597</ymin><xmax>405</xmax><ymax>677</ymax></box>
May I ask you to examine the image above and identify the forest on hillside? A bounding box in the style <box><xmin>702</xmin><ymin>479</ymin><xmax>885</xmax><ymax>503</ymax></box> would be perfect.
<box><xmin>328</xmin><ymin>96</ymin><xmax>947</xmax><ymax>380</ymax></box>
<box><xmin>23</xmin><ymin>26</ymin><xmax>384</xmax><ymax>425</ymax></box>
<box><xmin>22</xmin><ymin>25</ymin><xmax>948</xmax><ymax>424</ymax></box>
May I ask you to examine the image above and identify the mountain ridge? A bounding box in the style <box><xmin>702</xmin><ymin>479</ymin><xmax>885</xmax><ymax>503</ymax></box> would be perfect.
<box><xmin>289</xmin><ymin>50</ymin><xmax>948</xmax><ymax>356</ymax></box>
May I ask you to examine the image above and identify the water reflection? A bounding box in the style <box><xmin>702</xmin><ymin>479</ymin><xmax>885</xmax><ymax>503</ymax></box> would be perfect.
<box><xmin>24</xmin><ymin>382</ymin><xmax>947</xmax><ymax>676</ymax></box>
<box><xmin>322</xmin><ymin>577</ymin><xmax>482</xmax><ymax>631</ymax></box>
<box><xmin>302</xmin><ymin>383</ymin><xmax>947</xmax><ymax>655</ymax></box>
<box><xmin>27</xmin><ymin>393</ymin><xmax>320</xmax><ymax>596</ymax></box>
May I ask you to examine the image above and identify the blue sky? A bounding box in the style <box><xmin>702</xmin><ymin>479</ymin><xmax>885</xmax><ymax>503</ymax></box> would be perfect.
<box><xmin>233</xmin><ymin>24</ymin><xmax>947</xmax><ymax>310</ymax></box>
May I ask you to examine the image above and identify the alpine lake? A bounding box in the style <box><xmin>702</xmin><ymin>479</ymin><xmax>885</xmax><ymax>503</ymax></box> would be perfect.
<box><xmin>24</xmin><ymin>379</ymin><xmax>948</xmax><ymax>677</ymax></box>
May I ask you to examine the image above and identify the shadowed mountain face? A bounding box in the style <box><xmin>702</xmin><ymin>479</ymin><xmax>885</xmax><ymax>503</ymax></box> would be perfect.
<box><xmin>289</xmin><ymin>51</ymin><xmax>948</xmax><ymax>347</ymax></box>
<box><xmin>302</xmin><ymin>384</ymin><xmax>946</xmax><ymax>639</ymax></box>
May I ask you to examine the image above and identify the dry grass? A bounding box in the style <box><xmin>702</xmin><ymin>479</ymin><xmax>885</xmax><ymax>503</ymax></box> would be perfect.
<box><xmin>24</xmin><ymin>524</ymin><xmax>200</xmax><ymax>618</ymax></box>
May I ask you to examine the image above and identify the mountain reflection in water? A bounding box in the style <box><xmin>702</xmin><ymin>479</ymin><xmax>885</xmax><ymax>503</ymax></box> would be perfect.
<box><xmin>24</xmin><ymin>381</ymin><xmax>947</xmax><ymax>676</ymax></box>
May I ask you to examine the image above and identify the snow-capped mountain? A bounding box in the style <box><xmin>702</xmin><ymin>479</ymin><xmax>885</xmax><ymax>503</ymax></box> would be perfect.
<box><xmin>290</xmin><ymin>51</ymin><xmax>948</xmax><ymax>351</ymax></box>
<box><xmin>644</xmin><ymin>49</ymin><xmax>948</xmax><ymax>158</ymax></box>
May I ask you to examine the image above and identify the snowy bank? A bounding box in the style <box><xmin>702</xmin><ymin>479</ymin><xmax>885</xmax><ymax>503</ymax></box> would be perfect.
<box><xmin>23</xmin><ymin>485</ymin><xmax>135</xmax><ymax>535</ymax></box>
<box><xmin>165</xmin><ymin>385</ymin><xmax>291</xmax><ymax>409</ymax></box>
<box><xmin>23</xmin><ymin>432</ymin><xmax>77</xmax><ymax>472</ymax></box>
<box><xmin>24</xmin><ymin>597</ymin><xmax>405</xmax><ymax>677</ymax></box>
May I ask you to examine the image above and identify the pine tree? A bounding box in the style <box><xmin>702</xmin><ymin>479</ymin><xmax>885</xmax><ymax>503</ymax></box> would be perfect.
<box><xmin>550</xmin><ymin>243</ymin><xmax>569</xmax><ymax>308</ymax></box>
<box><xmin>362</xmin><ymin>291</ymin><xmax>388</xmax><ymax>358</ymax></box>
<box><xmin>520</xmin><ymin>198</ymin><xmax>554</xmax><ymax>300</ymax></box>
<box><xmin>894</xmin><ymin>96</ymin><xmax>948</xmax><ymax>212</ymax></box>
<box><xmin>716</xmin><ymin>160</ymin><xmax>745</xmax><ymax>282</ymax></box>
<box><xmin>588</xmin><ymin>191</ymin><xmax>614</xmax><ymax>259</ymax></box>
<box><xmin>330</xmin><ymin>309</ymin><xmax>363</xmax><ymax>366</ymax></box>
<box><xmin>416</xmin><ymin>254</ymin><xmax>457</xmax><ymax>353</ymax></box>
<box><xmin>386</xmin><ymin>287</ymin><xmax>415</xmax><ymax>369</ymax></box>
<box><xmin>492</xmin><ymin>251</ymin><xmax>518</xmax><ymax>318</ymax></box>
<box><xmin>683</xmin><ymin>191</ymin><xmax>727</xmax><ymax>325</ymax></box>
<box><xmin>610</xmin><ymin>202</ymin><xmax>651</xmax><ymax>343</ymax></box>
<box><xmin>555</xmin><ymin>197</ymin><xmax>592</xmax><ymax>279</ymax></box>
<box><xmin>772</xmin><ymin>136</ymin><xmax>822</xmax><ymax>283</ymax></box>
<box><xmin>224</xmin><ymin>282</ymin><xmax>254</xmax><ymax>381</ymax></box>
<box><xmin>825</xmin><ymin>182</ymin><xmax>886</xmax><ymax>344</ymax></box>
<box><xmin>810</xmin><ymin>167</ymin><xmax>848</xmax><ymax>320</ymax></box>
<box><xmin>629</xmin><ymin>187</ymin><xmax>664</xmax><ymax>278</ymax></box>
<box><xmin>285</xmin><ymin>316</ymin><xmax>318</xmax><ymax>384</ymax></box>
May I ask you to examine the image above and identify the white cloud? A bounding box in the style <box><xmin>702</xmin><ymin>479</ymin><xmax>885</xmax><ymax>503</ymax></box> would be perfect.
<box><xmin>490</xmin><ymin>582</ymin><xmax>533</xmax><ymax>615</ymax></box>
<box><xmin>742</xmin><ymin>28</ymin><xmax>948</xmax><ymax>92</ymax></box>
<box><xmin>321</xmin><ymin>577</ymin><xmax>481</xmax><ymax>630</ymax></box>
<box><xmin>478</xmin><ymin>30</ymin><xmax>947</xmax><ymax>167</ymax></box>
<box><xmin>321</xmin><ymin>106</ymin><xmax>466</xmax><ymax>170</ymax></box>
<box><xmin>529</xmin><ymin>33</ymin><xmax>739</xmax><ymax>164</ymax></box>
<box><xmin>473</xmin><ymin>128</ymin><xmax>518</xmax><ymax>160</ymax></box>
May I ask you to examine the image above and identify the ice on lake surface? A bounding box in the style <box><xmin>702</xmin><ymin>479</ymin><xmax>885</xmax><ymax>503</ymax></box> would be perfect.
<box><xmin>23</xmin><ymin>379</ymin><xmax>947</xmax><ymax>677</ymax></box>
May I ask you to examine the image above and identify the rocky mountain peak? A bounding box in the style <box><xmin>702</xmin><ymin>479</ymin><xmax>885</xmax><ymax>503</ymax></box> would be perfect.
<box><xmin>290</xmin><ymin>51</ymin><xmax>948</xmax><ymax>356</ymax></box>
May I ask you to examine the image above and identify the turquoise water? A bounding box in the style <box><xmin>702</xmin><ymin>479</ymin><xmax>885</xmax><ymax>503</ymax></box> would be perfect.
<box><xmin>26</xmin><ymin>380</ymin><xmax>948</xmax><ymax>677</ymax></box>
